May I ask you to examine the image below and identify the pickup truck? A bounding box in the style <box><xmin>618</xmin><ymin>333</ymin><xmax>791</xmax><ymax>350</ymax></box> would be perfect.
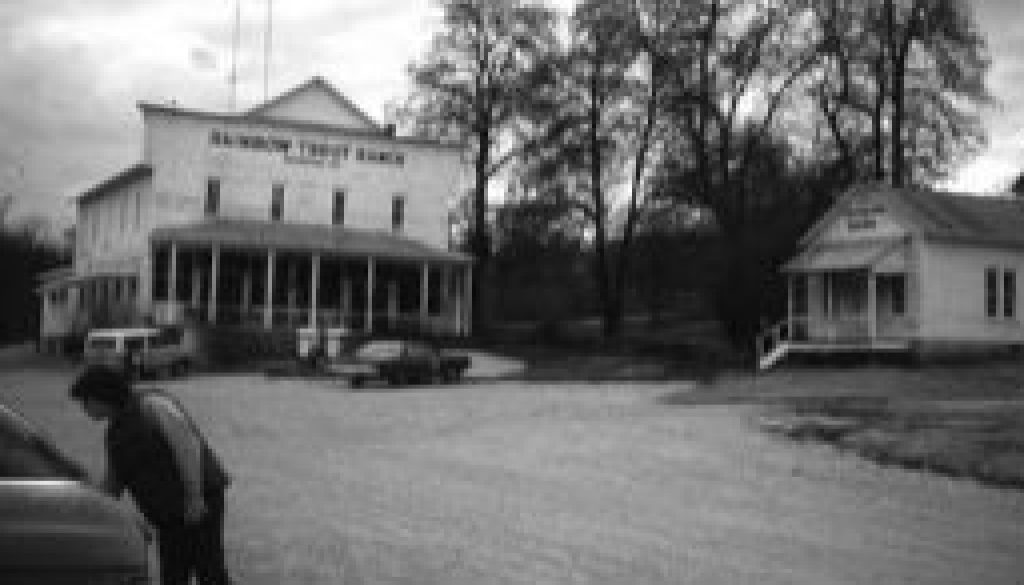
<box><xmin>327</xmin><ymin>339</ymin><xmax>471</xmax><ymax>387</ymax></box>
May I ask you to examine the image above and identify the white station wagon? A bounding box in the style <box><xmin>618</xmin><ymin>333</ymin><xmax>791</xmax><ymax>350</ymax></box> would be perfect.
<box><xmin>84</xmin><ymin>327</ymin><xmax>197</xmax><ymax>379</ymax></box>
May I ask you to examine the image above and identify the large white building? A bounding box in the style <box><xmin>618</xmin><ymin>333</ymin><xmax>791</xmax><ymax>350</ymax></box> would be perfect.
<box><xmin>39</xmin><ymin>77</ymin><xmax>472</xmax><ymax>353</ymax></box>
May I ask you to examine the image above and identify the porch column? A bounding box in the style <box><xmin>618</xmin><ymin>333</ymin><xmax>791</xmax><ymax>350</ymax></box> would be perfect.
<box><xmin>264</xmin><ymin>250</ymin><xmax>275</xmax><ymax>329</ymax></box>
<box><xmin>365</xmin><ymin>258</ymin><xmax>375</xmax><ymax>334</ymax></box>
<box><xmin>208</xmin><ymin>245</ymin><xmax>219</xmax><ymax>324</ymax></box>
<box><xmin>786</xmin><ymin>274</ymin><xmax>794</xmax><ymax>339</ymax></box>
<box><xmin>310</xmin><ymin>254</ymin><xmax>320</xmax><ymax>328</ymax></box>
<box><xmin>453</xmin><ymin>270</ymin><xmax>463</xmax><ymax>336</ymax></box>
<box><xmin>420</xmin><ymin>262</ymin><xmax>429</xmax><ymax>333</ymax></box>
<box><xmin>464</xmin><ymin>264</ymin><xmax>473</xmax><ymax>336</ymax></box>
<box><xmin>168</xmin><ymin>242</ymin><xmax>178</xmax><ymax>305</ymax></box>
<box><xmin>867</xmin><ymin>271</ymin><xmax>877</xmax><ymax>341</ymax></box>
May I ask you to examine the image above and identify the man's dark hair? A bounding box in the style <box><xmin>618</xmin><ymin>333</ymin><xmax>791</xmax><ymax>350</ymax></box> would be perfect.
<box><xmin>69</xmin><ymin>366</ymin><xmax>134</xmax><ymax>409</ymax></box>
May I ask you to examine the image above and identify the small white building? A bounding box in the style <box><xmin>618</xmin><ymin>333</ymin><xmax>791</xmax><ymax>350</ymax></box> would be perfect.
<box><xmin>39</xmin><ymin>77</ymin><xmax>472</xmax><ymax>353</ymax></box>
<box><xmin>759</xmin><ymin>183</ymin><xmax>1024</xmax><ymax>369</ymax></box>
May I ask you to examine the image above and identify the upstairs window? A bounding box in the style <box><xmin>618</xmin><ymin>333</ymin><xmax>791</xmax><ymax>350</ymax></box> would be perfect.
<box><xmin>205</xmin><ymin>178</ymin><xmax>220</xmax><ymax>217</ymax></box>
<box><xmin>332</xmin><ymin>189</ymin><xmax>346</xmax><ymax>226</ymax></box>
<box><xmin>986</xmin><ymin>267</ymin><xmax>999</xmax><ymax>318</ymax></box>
<box><xmin>1005</xmin><ymin>270</ymin><xmax>1016</xmax><ymax>319</ymax></box>
<box><xmin>392</xmin><ymin>195</ymin><xmax>405</xmax><ymax>231</ymax></box>
<box><xmin>271</xmin><ymin>184</ymin><xmax>284</xmax><ymax>221</ymax></box>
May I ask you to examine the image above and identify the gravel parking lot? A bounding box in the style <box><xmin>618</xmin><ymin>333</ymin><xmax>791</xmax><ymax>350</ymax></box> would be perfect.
<box><xmin>1</xmin><ymin>353</ymin><xmax>1022</xmax><ymax>584</ymax></box>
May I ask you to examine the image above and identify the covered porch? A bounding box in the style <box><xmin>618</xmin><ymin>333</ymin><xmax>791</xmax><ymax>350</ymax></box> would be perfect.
<box><xmin>148</xmin><ymin>220</ymin><xmax>473</xmax><ymax>337</ymax></box>
<box><xmin>758</xmin><ymin>238</ymin><xmax>915</xmax><ymax>369</ymax></box>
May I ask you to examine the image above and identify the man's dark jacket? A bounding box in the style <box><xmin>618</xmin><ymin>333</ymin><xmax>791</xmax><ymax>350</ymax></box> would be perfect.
<box><xmin>105</xmin><ymin>390</ymin><xmax>229</xmax><ymax>528</ymax></box>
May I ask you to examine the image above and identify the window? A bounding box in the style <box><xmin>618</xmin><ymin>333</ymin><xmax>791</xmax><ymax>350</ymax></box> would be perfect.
<box><xmin>135</xmin><ymin>192</ymin><xmax>141</xmax><ymax>227</ymax></box>
<box><xmin>821</xmin><ymin>273</ymin><xmax>831</xmax><ymax>317</ymax></box>
<box><xmin>1005</xmin><ymin>270</ymin><xmax>1016</xmax><ymax>319</ymax></box>
<box><xmin>878</xmin><ymin>274</ymin><xmax>906</xmax><ymax>315</ymax></box>
<box><xmin>271</xmin><ymin>184</ymin><xmax>284</xmax><ymax>221</ymax></box>
<box><xmin>332</xmin><ymin>189</ymin><xmax>346</xmax><ymax>226</ymax></box>
<box><xmin>205</xmin><ymin>178</ymin><xmax>220</xmax><ymax>217</ymax></box>
<box><xmin>392</xmin><ymin>195</ymin><xmax>405</xmax><ymax>231</ymax></box>
<box><xmin>891</xmin><ymin>275</ymin><xmax>906</xmax><ymax>315</ymax></box>
<box><xmin>986</xmin><ymin>267</ymin><xmax>999</xmax><ymax>318</ymax></box>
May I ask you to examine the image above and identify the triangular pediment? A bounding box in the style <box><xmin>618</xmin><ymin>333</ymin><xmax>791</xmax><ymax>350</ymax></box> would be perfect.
<box><xmin>800</xmin><ymin>184</ymin><xmax>919</xmax><ymax>248</ymax></box>
<box><xmin>246</xmin><ymin>77</ymin><xmax>379</xmax><ymax>130</ymax></box>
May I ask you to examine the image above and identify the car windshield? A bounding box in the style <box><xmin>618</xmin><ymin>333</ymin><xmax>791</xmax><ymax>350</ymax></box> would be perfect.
<box><xmin>355</xmin><ymin>341</ymin><xmax>404</xmax><ymax>360</ymax></box>
<box><xmin>0</xmin><ymin>406</ymin><xmax>88</xmax><ymax>480</ymax></box>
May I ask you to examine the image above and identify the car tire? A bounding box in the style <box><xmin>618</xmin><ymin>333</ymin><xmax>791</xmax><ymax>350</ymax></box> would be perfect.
<box><xmin>350</xmin><ymin>376</ymin><xmax>364</xmax><ymax>388</ymax></box>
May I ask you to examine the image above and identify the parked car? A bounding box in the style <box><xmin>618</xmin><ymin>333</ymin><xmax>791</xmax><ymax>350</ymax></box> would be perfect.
<box><xmin>0</xmin><ymin>403</ymin><xmax>153</xmax><ymax>583</ymax></box>
<box><xmin>328</xmin><ymin>339</ymin><xmax>471</xmax><ymax>387</ymax></box>
<box><xmin>84</xmin><ymin>326</ymin><xmax>196</xmax><ymax>379</ymax></box>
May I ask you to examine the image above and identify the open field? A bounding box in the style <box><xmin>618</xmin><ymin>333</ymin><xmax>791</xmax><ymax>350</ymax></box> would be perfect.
<box><xmin>664</xmin><ymin>365</ymin><xmax>1024</xmax><ymax>489</ymax></box>
<box><xmin>1</xmin><ymin>351</ymin><xmax>1023</xmax><ymax>584</ymax></box>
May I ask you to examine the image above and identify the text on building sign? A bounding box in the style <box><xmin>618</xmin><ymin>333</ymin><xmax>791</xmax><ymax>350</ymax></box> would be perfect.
<box><xmin>209</xmin><ymin>130</ymin><xmax>405</xmax><ymax>167</ymax></box>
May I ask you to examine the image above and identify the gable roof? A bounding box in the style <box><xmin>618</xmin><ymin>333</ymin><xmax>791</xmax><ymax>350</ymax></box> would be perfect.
<box><xmin>801</xmin><ymin>183</ymin><xmax>1024</xmax><ymax>249</ymax></box>
<box><xmin>78</xmin><ymin>163</ymin><xmax>152</xmax><ymax>204</ymax></box>
<box><xmin>244</xmin><ymin>76</ymin><xmax>380</xmax><ymax>130</ymax></box>
<box><xmin>151</xmin><ymin>219</ymin><xmax>472</xmax><ymax>264</ymax></box>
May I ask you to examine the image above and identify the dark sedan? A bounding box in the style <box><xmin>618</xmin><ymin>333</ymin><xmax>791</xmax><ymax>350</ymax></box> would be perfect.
<box><xmin>327</xmin><ymin>339</ymin><xmax>471</xmax><ymax>387</ymax></box>
<box><xmin>0</xmin><ymin>403</ymin><xmax>152</xmax><ymax>583</ymax></box>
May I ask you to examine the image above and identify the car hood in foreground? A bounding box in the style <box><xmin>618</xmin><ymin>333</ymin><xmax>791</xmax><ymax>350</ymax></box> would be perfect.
<box><xmin>0</xmin><ymin>480</ymin><xmax>149</xmax><ymax>569</ymax></box>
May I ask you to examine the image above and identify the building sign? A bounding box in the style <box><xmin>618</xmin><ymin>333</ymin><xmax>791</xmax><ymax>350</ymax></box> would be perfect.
<box><xmin>846</xmin><ymin>200</ymin><xmax>885</xmax><ymax>231</ymax></box>
<box><xmin>209</xmin><ymin>129</ymin><xmax>406</xmax><ymax>168</ymax></box>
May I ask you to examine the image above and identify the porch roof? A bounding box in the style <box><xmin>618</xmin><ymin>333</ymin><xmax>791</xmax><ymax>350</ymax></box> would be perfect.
<box><xmin>150</xmin><ymin>220</ymin><xmax>473</xmax><ymax>264</ymax></box>
<box><xmin>782</xmin><ymin>240</ymin><xmax>900</xmax><ymax>272</ymax></box>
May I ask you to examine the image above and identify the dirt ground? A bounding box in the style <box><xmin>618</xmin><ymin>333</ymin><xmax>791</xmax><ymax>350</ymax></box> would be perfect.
<box><xmin>1</xmin><ymin>351</ymin><xmax>1022</xmax><ymax>584</ymax></box>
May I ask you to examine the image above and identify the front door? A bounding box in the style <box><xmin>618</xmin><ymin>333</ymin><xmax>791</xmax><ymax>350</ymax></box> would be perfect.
<box><xmin>876</xmin><ymin>273</ymin><xmax>908</xmax><ymax>338</ymax></box>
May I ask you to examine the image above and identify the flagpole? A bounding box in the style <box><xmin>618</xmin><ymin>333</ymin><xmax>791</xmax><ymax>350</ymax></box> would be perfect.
<box><xmin>264</xmin><ymin>0</ymin><xmax>272</xmax><ymax>101</ymax></box>
<box><xmin>231</xmin><ymin>0</ymin><xmax>239</xmax><ymax>111</ymax></box>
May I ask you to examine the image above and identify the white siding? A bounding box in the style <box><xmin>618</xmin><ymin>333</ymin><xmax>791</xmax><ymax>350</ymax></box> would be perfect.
<box><xmin>75</xmin><ymin>178</ymin><xmax>152</xmax><ymax>277</ymax></box>
<box><xmin>141</xmin><ymin>111</ymin><xmax>462</xmax><ymax>249</ymax></box>
<box><xmin>917</xmin><ymin>240</ymin><xmax>1024</xmax><ymax>342</ymax></box>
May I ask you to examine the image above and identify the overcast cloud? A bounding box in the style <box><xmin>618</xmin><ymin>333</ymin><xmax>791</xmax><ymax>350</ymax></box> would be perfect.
<box><xmin>0</xmin><ymin>0</ymin><xmax>1020</xmax><ymax>229</ymax></box>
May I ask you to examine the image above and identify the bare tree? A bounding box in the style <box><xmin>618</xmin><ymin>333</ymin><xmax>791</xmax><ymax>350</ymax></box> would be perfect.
<box><xmin>404</xmin><ymin>0</ymin><xmax>559</xmax><ymax>334</ymax></box>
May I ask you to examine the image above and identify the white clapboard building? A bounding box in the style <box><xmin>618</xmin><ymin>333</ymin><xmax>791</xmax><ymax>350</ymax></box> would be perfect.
<box><xmin>39</xmin><ymin>77</ymin><xmax>472</xmax><ymax>354</ymax></box>
<box><xmin>758</xmin><ymin>183</ymin><xmax>1024</xmax><ymax>369</ymax></box>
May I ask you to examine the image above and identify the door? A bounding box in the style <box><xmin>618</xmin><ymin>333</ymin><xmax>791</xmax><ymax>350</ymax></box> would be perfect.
<box><xmin>876</xmin><ymin>273</ymin><xmax>908</xmax><ymax>338</ymax></box>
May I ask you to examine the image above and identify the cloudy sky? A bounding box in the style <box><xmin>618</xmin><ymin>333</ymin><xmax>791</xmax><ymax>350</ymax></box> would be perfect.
<box><xmin>0</xmin><ymin>0</ymin><xmax>1021</xmax><ymax>229</ymax></box>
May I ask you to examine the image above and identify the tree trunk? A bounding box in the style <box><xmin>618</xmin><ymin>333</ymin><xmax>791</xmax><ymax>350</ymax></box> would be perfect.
<box><xmin>890</xmin><ymin>37</ymin><xmax>912</xmax><ymax>188</ymax></box>
<box><xmin>588</xmin><ymin>58</ymin><xmax>614</xmax><ymax>340</ymax></box>
<box><xmin>471</xmin><ymin>125</ymin><xmax>490</xmax><ymax>335</ymax></box>
<box><xmin>872</xmin><ymin>56</ymin><xmax>886</xmax><ymax>181</ymax></box>
<box><xmin>612</xmin><ymin>67</ymin><xmax>658</xmax><ymax>340</ymax></box>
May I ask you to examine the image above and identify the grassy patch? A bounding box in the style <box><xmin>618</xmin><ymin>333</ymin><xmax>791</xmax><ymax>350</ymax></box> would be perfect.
<box><xmin>763</xmin><ymin>395</ymin><xmax>1024</xmax><ymax>490</ymax></box>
